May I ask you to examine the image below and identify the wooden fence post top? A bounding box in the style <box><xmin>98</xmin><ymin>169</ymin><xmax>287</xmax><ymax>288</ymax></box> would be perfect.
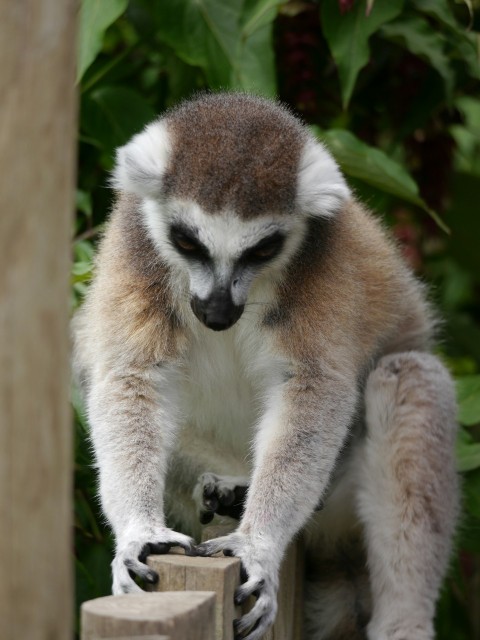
<box><xmin>81</xmin><ymin>592</ymin><xmax>216</xmax><ymax>640</ymax></box>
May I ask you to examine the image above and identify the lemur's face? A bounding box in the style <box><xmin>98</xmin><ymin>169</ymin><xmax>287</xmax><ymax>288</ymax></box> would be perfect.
<box><xmin>142</xmin><ymin>199</ymin><xmax>307</xmax><ymax>331</ymax></box>
<box><xmin>113</xmin><ymin>97</ymin><xmax>350</xmax><ymax>332</ymax></box>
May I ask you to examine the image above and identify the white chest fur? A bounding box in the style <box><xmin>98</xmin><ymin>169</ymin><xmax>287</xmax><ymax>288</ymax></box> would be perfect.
<box><xmin>178</xmin><ymin>317</ymin><xmax>283</xmax><ymax>462</ymax></box>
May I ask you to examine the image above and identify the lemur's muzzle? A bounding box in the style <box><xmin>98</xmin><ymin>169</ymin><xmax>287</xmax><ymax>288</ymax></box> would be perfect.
<box><xmin>190</xmin><ymin>290</ymin><xmax>244</xmax><ymax>331</ymax></box>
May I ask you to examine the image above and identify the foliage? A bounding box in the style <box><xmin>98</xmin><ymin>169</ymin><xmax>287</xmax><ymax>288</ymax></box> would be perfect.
<box><xmin>74</xmin><ymin>0</ymin><xmax>480</xmax><ymax>636</ymax></box>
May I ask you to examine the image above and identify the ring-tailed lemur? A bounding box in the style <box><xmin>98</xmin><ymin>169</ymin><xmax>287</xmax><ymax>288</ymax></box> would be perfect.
<box><xmin>73</xmin><ymin>93</ymin><xmax>459</xmax><ymax>640</ymax></box>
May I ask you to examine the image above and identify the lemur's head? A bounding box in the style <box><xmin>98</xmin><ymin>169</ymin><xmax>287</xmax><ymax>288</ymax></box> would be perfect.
<box><xmin>113</xmin><ymin>93</ymin><xmax>350</xmax><ymax>331</ymax></box>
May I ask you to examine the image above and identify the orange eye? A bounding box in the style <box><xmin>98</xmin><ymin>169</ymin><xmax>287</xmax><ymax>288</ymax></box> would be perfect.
<box><xmin>176</xmin><ymin>237</ymin><xmax>197</xmax><ymax>252</ymax></box>
<box><xmin>252</xmin><ymin>244</ymin><xmax>278</xmax><ymax>258</ymax></box>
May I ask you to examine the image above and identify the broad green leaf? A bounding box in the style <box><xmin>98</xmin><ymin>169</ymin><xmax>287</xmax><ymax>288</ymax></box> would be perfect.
<box><xmin>154</xmin><ymin>0</ymin><xmax>281</xmax><ymax>94</ymax></box>
<box><xmin>321</xmin><ymin>0</ymin><xmax>404</xmax><ymax>107</ymax></box>
<box><xmin>76</xmin><ymin>190</ymin><xmax>92</xmax><ymax>218</ymax></box>
<box><xmin>463</xmin><ymin>468</ymin><xmax>480</xmax><ymax>519</ymax></box>
<box><xmin>317</xmin><ymin>128</ymin><xmax>448</xmax><ymax>231</ymax></box>
<box><xmin>456</xmin><ymin>427</ymin><xmax>480</xmax><ymax>472</ymax></box>
<box><xmin>241</xmin><ymin>0</ymin><xmax>283</xmax><ymax>33</ymax></box>
<box><xmin>412</xmin><ymin>0</ymin><xmax>459</xmax><ymax>30</ymax></box>
<box><xmin>456</xmin><ymin>376</ymin><xmax>480</xmax><ymax>426</ymax></box>
<box><xmin>155</xmin><ymin>0</ymin><xmax>243</xmax><ymax>88</ymax></box>
<box><xmin>74</xmin><ymin>240</ymin><xmax>95</xmax><ymax>263</ymax></box>
<box><xmin>381</xmin><ymin>15</ymin><xmax>454</xmax><ymax>100</ymax></box>
<box><xmin>450</xmin><ymin>97</ymin><xmax>480</xmax><ymax>174</ymax></box>
<box><xmin>82</xmin><ymin>86</ymin><xmax>155</xmax><ymax>154</ymax></box>
<box><xmin>77</xmin><ymin>0</ymin><xmax>128</xmax><ymax>82</ymax></box>
<box><xmin>235</xmin><ymin>0</ymin><xmax>284</xmax><ymax>95</ymax></box>
<box><xmin>72</xmin><ymin>262</ymin><xmax>93</xmax><ymax>285</ymax></box>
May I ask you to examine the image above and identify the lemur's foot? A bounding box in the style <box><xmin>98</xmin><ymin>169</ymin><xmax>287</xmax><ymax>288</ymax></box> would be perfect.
<box><xmin>193</xmin><ymin>472</ymin><xmax>249</xmax><ymax>524</ymax></box>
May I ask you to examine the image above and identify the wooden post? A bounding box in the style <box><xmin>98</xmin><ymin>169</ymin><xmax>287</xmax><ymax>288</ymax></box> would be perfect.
<box><xmin>81</xmin><ymin>592</ymin><xmax>216</xmax><ymax>640</ymax></box>
<box><xmin>147</xmin><ymin>525</ymin><xmax>304</xmax><ymax>640</ymax></box>
<box><xmin>147</xmin><ymin>552</ymin><xmax>241</xmax><ymax>640</ymax></box>
<box><xmin>0</xmin><ymin>1</ymin><xmax>77</xmax><ymax>639</ymax></box>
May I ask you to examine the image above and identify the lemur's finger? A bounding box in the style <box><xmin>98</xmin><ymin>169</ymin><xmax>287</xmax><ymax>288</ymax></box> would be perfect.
<box><xmin>138</xmin><ymin>542</ymin><xmax>172</xmax><ymax>562</ymax></box>
<box><xmin>233</xmin><ymin>591</ymin><xmax>276</xmax><ymax>640</ymax></box>
<box><xmin>200</xmin><ymin>510</ymin><xmax>215</xmax><ymax>525</ymax></box>
<box><xmin>124</xmin><ymin>556</ymin><xmax>159</xmax><ymax>584</ymax></box>
<box><xmin>195</xmin><ymin>535</ymin><xmax>230</xmax><ymax>556</ymax></box>
<box><xmin>234</xmin><ymin>577</ymin><xmax>265</xmax><ymax>605</ymax></box>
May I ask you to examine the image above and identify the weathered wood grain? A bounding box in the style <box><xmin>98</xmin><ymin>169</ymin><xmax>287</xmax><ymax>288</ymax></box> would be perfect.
<box><xmin>81</xmin><ymin>592</ymin><xmax>216</xmax><ymax>640</ymax></box>
<box><xmin>0</xmin><ymin>1</ymin><xmax>77</xmax><ymax>638</ymax></box>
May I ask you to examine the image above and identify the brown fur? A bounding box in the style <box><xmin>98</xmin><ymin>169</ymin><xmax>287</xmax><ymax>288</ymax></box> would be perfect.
<box><xmin>269</xmin><ymin>200</ymin><xmax>433</xmax><ymax>368</ymax></box>
<box><xmin>163</xmin><ymin>94</ymin><xmax>306</xmax><ymax>218</ymax></box>
<box><xmin>74</xmin><ymin>194</ymin><xmax>186</xmax><ymax>374</ymax></box>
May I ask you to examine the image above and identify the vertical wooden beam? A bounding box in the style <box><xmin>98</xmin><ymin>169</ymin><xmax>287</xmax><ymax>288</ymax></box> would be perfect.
<box><xmin>147</xmin><ymin>524</ymin><xmax>304</xmax><ymax>640</ymax></box>
<box><xmin>0</xmin><ymin>1</ymin><xmax>77</xmax><ymax>639</ymax></box>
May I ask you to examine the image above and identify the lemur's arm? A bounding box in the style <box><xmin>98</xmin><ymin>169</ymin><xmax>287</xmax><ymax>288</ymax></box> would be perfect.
<box><xmin>88</xmin><ymin>361</ymin><xmax>193</xmax><ymax>594</ymax></box>
<box><xmin>197</xmin><ymin>364</ymin><xmax>357</xmax><ymax>640</ymax></box>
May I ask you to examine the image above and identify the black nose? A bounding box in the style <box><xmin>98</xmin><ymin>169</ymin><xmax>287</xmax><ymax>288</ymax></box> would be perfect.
<box><xmin>191</xmin><ymin>292</ymin><xmax>244</xmax><ymax>331</ymax></box>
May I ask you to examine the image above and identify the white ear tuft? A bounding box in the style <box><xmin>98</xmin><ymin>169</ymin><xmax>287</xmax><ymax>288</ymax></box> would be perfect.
<box><xmin>111</xmin><ymin>120</ymin><xmax>171</xmax><ymax>199</ymax></box>
<box><xmin>296</xmin><ymin>139</ymin><xmax>350</xmax><ymax>218</ymax></box>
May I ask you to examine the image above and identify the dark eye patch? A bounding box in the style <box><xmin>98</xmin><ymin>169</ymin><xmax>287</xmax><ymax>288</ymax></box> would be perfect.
<box><xmin>240</xmin><ymin>232</ymin><xmax>286</xmax><ymax>265</ymax></box>
<box><xmin>169</xmin><ymin>224</ymin><xmax>210</xmax><ymax>261</ymax></box>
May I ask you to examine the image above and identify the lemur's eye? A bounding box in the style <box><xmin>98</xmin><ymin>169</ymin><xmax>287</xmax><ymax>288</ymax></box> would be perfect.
<box><xmin>251</xmin><ymin>243</ymin><xmax>280</xmax><ymax>259</ymax></box>
<box><xmin>243</xmin><ymin>233</ymin><xmax>285</xmax><ymax>264</ymax></box>
<box><xmin>175</xmin><ymin>235</ymin><xmax>198</xmax><ymax>252</ymax></box>
<box><xmin>170</xmin><ymin>226</ymin><xmax>209</xmax><ymax>259</ymax></box>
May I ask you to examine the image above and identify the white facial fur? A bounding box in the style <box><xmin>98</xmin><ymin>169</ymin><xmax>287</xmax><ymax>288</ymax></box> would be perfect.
<box><xmin>112</xmin><ymin>115</ymin><xmax>351</xmax><ymax>312</ymax></box>
<box><xmin>142</xmin><ymin>198</ymin><xmax>307</xmax><ymax>306</ymax></box>
<box><xmin>296</xmin><ymin>138</ymin><xmax>350</xmax><ymax>218</ymax></box>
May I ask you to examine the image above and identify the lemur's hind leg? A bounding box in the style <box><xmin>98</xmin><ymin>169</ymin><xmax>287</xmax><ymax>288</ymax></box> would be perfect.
<box><xmin>358</xmin><ymin>352</ymin><xmax>459</xmax><ymax>640</ymax></box>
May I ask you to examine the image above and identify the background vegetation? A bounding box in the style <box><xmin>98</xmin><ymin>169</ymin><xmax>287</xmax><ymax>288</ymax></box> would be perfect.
<box><xmin>73</xmin><ymin>0</ymin><xmax>480</xmax><ymax>637</ymax></box>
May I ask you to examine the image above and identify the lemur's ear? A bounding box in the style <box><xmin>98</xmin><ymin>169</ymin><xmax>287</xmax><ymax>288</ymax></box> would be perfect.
<box><xmin>296</xmin><ymin>138</ymin><xmax>350</xmax><ymax>218</ymax></box>
<box><xmin>111</xmin><ymin>120</ymin><xmax>171</xmax><ymax>199</ymax></box>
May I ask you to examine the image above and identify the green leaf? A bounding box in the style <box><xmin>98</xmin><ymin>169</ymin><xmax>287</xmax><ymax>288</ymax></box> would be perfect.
<box><xmin>77</xmin><ymin>0</ymin><xmax>129</xmax><ymax>82</ymax></box>
<box><xmin>235</xmin><ymin>0</ymin><xmax>284</xmax><ymax>95</ymax></box>
<box><xmin>82</xmin><ymin>86</ymin><xmax>155</xmax><ymax>154</ymax></box>
<box><xmin>72</xmin><ymin>262</ymin><xmax>93</xmax><ymax>285</ymax></box>
<box><xmin>154</xmin><ymin>0</ymin><xmax>281</xmax><ymax>95</ymax></box>
<box><xmin>76</xmin><ymin>190</ymin><xmax>92</xmax><ymax>218</ymax></box>
<box><xmin>380</xmin><ymin>15</ymin><xmax>454</xmax><ymax>100</ymax></box>
<box><xmin>463</xmin><ymin>468</ymin><xmax>480</xmax><ymax>519</ymax></box>
<box><xmin>412</xmin><ymin>0</ymin><xmax>460</xmax><ymax>30</ymax></box>
<box><xmin>456</xmin><ymin>427</ymin><xmax>480</xmax><ymax>472</ymax></box>
<box><xmin>456</xmin><ymin>376</ymin><xmax>480</xmax><ymax>426</ymax></box>
<box><xmin>317</xmin><ymin>128</ymin><xmax>448</xmax><ymax>231</ymax></box>
<box><xmin>321</xmin><ymin>0</ymin><xmax>404</xmax><ymax>107</ymax></box>
<box><xmin>154</xmin><ymin>0</ymin><xmax>243</xmax><ymax>87</ymax></box>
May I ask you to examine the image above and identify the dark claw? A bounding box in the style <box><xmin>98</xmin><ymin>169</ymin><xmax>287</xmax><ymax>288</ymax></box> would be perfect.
<box><xmin>234</xmin><ymin>577</ymin><xmax>264</xmax><ymax>605</ymax></box>
<box><xmin>219</xmin><ymin>490</ymin><xmax>235</xmax><ymax>507</ymax></box>
<box><xmin>204</xmin><ymin>495</ymin><xmax>219</xmax><ymax>511</ymax></box>
<box><xmin>200</xmin><ymin>510</ymin><xmax>215</xmax><ymax>525</ymax></box>
<box><xmin>151</xmin><ymin>542</ymin><xmax>174</xmax><ymax>554</ymax></box>
<box><xmin>234</xmin><ymin>589</ymin><xmax>250</xmax><ymax>606</ymax></box>
<box><xmin>203</xmin><ymin>484</ymin><xmax>216</xmax><ymax>498</ymax></box>
<box><xmin>139</xmin><ymin>542</ymin><xmax>173</xmax><ymax>562</ymax></box>
<box><xmin>240</xmin><ymin>562</ymin><xmax>248</xmax><ymax>582</ymax></box>
<box><xmin>223</xmin><ymin>548</ymin><xmax>234</xmax><ymax>557</ymax></box>
<box><xmin>194</xmin><ymin>542</ymin><xmax>214</xmax><ymax>557</ymax></box>
<box><xmin>184</xmin><ymin>546</ymin><xmax>198</xmax><ymax>557</ymax></box>
<box><xmin>145</xmin><ymin>570</ymin><xmax>159</xmax><ymax>584</ymax></box>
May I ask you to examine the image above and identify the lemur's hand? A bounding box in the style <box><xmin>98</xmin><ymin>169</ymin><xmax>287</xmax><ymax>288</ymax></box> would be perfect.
<box><xmin>112</xmin><ymin>526</ymin><xmax>194</xmax><ymax>594</ymax></box>
<box><xmin>196</xmin><ymin>531</ymin><xmax>279</xmax><ymax>640</ymax></box>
